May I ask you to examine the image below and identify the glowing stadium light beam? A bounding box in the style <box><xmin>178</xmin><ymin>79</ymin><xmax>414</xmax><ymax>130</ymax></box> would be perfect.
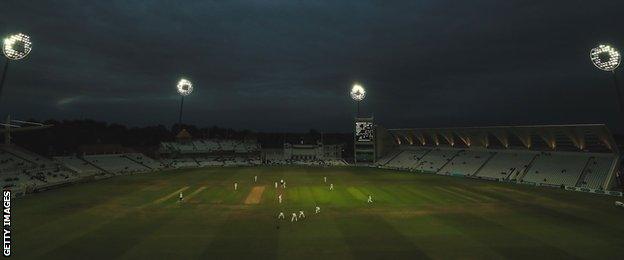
<box><xmin>590</xmin><ymin>44</ymin><xmax>620</xmax><ymax>72</ymax></box>
<box><xmin>350</xmin><ymin>83</ymin><xmax>366</xmax><ymax>116</ymax></box>
<box><xmin>590</xmin><ymin>44</ymin><xmax>623</xmax><ymax>115</ymax></box>
<box><xmin>350</xmin><ymin>83</ymin><xmax>366</xmax><ymax>101</ymax></box>
<box><xmin>177</xmin><ymin>78</ymin><xmax>193</xmax><ymax>96</ymax></box>
<box><xmin>3</xmin><ymin>33</ymin><xmax>32</xmax><ymax>61</ymax></box>
<box><xmin>176</xmin><ymin>78</ymin><xmax>193</xmax><ymax>127</ymax></box>
<box><xmin>0</xmin><ymin>33</ymin><xmax>32</xmax><ymax>101</ymax></box>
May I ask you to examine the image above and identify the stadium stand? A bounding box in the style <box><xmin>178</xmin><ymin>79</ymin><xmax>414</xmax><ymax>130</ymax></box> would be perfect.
<box><xmin>382</xmin><ymin>148</ymin><xmax>431</xmax><ymax>170</ymax></box>
<box><xmin>374</xmin><ymin>149</ymin><xmax>402</xmax><ymax>166</ymax></box>
<box><xmin>1</xmin><ymin>145</ymin><xmax>80</xmax><ymax>191</ymax></box>
<box><xmin>265</xmin><ymin>158</ymin><xmax>348</xmax><ymax>167</ymax></box>
<box><xmin>576</xmin><ymin>155</ymin><xmax>617</xmax><ymax>190</ymax></box>
<box><xmin>439</xmin><ymin>150</ymin><xmax>495</xmax><ymax>176</ymax></box>
<box><xmin>124</xmin><ymin>153</ymin><xmax>165</xmax><ymax>170</ymax></box>
<box><xmin>0</xmin><ymin>149</ymin><xmax>31</xmax><ymax>172</ymax></box>
<box><xmin>158</xmin><ymin>138</ymin><xmax>262</xmax><ymax>168</ymax></box>
<box><xmin>381</xmin><ymin>124</ymin><xmax>621</xmax><ymax>192</ymax></box>
<box><xmin>3</xmin><ymin>124</ymin><xmax>620</xmax><ymax>196</ymax></box>
<box><xmin>194</xmin><ymin>156</ymin><xmax>224</xmax><ymax>167</ymax></box>
<box><xmin>54</xmin><ymin>156</ymin><xmax>104</xmax><ymax>176</ymax></box>
<box><xmin>262</xmin><ymin>142</ymin><xmax>347</xmax><ymax>167</ymax></box>
<box><xmin>2</xmin><ymin>148</ymin><xmax>174</xmax><ymax>193</ymax></box>
<box><xmin>474</xmin><ymin>151</ymin><xmax>537</xmax><ymax>180</ymax></box>
<box><xmin>159</xmin><ymin>139</ymin><xmax>260</xmax><ymax>155</ymax></box>
<box><xmin>83</xmin><ymin>154</ymin><xmax>150</xmax><ymax>175</ymax></box>
<box><xmin>414</xmin><ymin>148</ymin><xmax>460</xmax><ymax>173</ymax></box>
<box><xmin>161</xmin><ymin>158</ymin><xmax>199</xmax><ymax>168</ymax></box>
<box><xmin>161</xmin><ymin>155</ymin><xmax>263</xmax><ymax>168</ymax></box>
<box><xmin>379</xmin><ymin>145</ymin><xmax>618</xmax><ymax>190</ymax></box>
<box><xmin>521</xmin><ymin>152</ymin><xmax>590</xmax><ymax>187</ymax></box>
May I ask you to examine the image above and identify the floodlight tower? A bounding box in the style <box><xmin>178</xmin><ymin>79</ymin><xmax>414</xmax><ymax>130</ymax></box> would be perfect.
<box><xmin>590</xmin><ymin>44</ymin><xmax>622</xmax><ymax>113</ymax></box>
<box><xmin>350</xmin><ymin>83</ymin><xmax>366</xmax><ymax>116</ymax></box>
<box><xmin>176</xmin><ymin>78</ymin><xmax>193</xmax><ymax>126</ymax></box>
<box><xmin>0</xmin><ymin>33</ymin><xmax>33</xmax><ymax>100</ymax></box>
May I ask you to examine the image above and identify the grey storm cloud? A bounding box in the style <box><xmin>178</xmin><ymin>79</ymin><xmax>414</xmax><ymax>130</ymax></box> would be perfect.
<box><xmin>0</xmin><ymin>0</ymin><xmax>623</xmax><ymax>132</ymax></box>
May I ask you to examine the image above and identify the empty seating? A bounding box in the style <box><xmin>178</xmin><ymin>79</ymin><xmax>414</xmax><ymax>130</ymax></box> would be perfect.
<box><xmin>375</xmin><ymin>150</ymin><xmax>402</xmax><ymax>166</ymax></box>
<box><xmin>83</xmin><ymin>154</ymin><xmax>150</xmax><ymax>174</ymax></box>
<box><xmin>54</xmin><ymin>156</ymin><xmax>104</xmax><ymax>176</ymax></box>
<box><xmin>439</xmin><ymin>150</ymin><xmax>494</xmax><ymax>176</ymax></box>
<box><xmin>475</xmin><ymin>151</ymin><xmax>537</xmax><ymax>180</ymax></box>
<box><xmin>380</xmin><ymin>145</ymin><xmax>619</xmax><ymax>191</ymax></box>
<box><xmin>414</xmin><ymin>148</ymin><xmax>459</xmax><ymax>173</ymax></box>
<box><xmin>576</xmin><ymin>156</ymin><xmax>616</xmax><ymax>190</ymax></box>
<box><xmin>384</xmin><ymin>148</ymin><xmax>431</xmax><ymax>170</ymax></box>
<box><xmin>1</xmin><ymin>146</ymin><xmax>80</xmax><ymax>191</ymax></box>
<box><xmin>160</xmin><ymin>139</ymin><xmax>260</xmax><ymax>154</ymax></box>
<box><xmin>124</xmin><ymin>153</ymin><xmax>164</xmax><ymax>170</ymax></box>
<box><xmin>195</xmin><ymin>157</ymin><xmax>224</xmax><ymax>167</ymax></box>
<box><xmin>0</xmin><ymin>150</ymin><xmax>33</xmax><ymax>172</ymax></box>
<box><xmin>521</xmin><ymin>152</ymin><xmax>589</xmax><ymax>187</ymax></box>
<box><xmin>161</xmin><ymin>158</ymin><xmax>199</xmax><ymax>168</ymax></box>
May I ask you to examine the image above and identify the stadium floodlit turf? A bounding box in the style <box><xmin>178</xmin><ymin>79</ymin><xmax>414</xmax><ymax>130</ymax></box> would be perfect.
<box><xmin>15</xmin><ymin>166</ymin><xmax>624</xmax><ymax>259</ymax></box>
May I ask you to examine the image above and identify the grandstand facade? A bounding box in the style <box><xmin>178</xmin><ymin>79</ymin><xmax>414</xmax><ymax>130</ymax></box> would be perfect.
<box><xmin>376</xmin><ymin>124</ymin><xmax>621</xmax><ymax>194</ymax></box>
<box><xmin>263</xmin><ymin>142</ymin><xmax>346</xmax><ymax>166</ymax></box>
<box><xmin>1</xmin><ymin>144</ymin><xmax>79</xmax><ymax>192</ymax></box>
<box><xmin>1</xmin><ymin>123</ymin><xmax>621</xmax><ymax>197</ymax></box>
<box><xmin>158</xmin><ymin>138</ymin><xmax>262</xmax><ymax>168</ymax></box>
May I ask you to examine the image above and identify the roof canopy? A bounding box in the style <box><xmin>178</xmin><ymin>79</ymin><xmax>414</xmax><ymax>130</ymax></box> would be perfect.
<box><xmin>388</xmin><ymin>124</ymin><xmax>618</xmax><ymax>153</ymax></box>
<box><xmin>1</xmin><ymin>116</ymin><xmax>53</xmax><ymax>145</ymax></box>
<box><xmin>0</xmin><ymin>116</ymin><xmax>52</xmax><ymax>134</ymax></box>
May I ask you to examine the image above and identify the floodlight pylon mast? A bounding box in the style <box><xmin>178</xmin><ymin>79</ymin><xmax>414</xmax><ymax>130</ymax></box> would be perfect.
<box><xmin>0</xmin><ymin>60</ymin><xmax>8</xmax><ymax>100</ymax></box>
<box><xmin>612</xmin><ymin>71</ymin><xmax>623</xmax><ymax>113</ymax></box>
<box><xmin>178</xmin><ymin>96</ymin><xmax>185</xmax><ymax>127</ymax></box>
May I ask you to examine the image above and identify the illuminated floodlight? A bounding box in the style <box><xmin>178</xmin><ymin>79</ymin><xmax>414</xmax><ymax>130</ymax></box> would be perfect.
<box><xmin>177</xmin><ymin>78</ymin><xmax>193</xmax><ymax>96</ymax></box>
<box><xmin>3</xmin><ymin>33</ymin><xmax>32</xmax><ymax>60</ymax></box>
<box><xmin>590</xmin><ymin>44</ymin><xmax>620</xmax><ymax>72</ymax></box>
<box><xmin>350</xmin><ymin>83</ymin><xmax>366</xmax><ymax>101</ymax></box>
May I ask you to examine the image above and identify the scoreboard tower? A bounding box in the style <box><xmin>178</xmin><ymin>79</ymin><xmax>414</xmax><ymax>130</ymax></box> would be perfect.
<box><xmin>354</xmin><ymin>117</ymin><xmax>375</xmax><ymax>164</ymax></box>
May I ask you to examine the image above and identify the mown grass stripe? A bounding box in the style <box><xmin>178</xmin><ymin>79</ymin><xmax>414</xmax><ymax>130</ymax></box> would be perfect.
<box><xmin>154</xmin><ymin>186</ymin><xmax>190</xmax><ymax>203</ymax></box>
<box><xmin>434</xmin><ymin>187</ymin><xmax>481</xmax><ymax>203</ymax></box>
<box><xmin>347</xmin><ymin>187</ymin><xmax>367</xmax><ymax>202</ymax></box>
<box><xmin>449</xmin><ymin>187</ymin><xmax>498</xmax><ymax>202</ymax></box>
<box><xmin>400</xmin><ymin>186</ymin><xmax>444</xmax><ymax>204</ymax></box>
<box><xmin>184</xmin><ymin>186</ymin><xmax>207</xmax><ymax>201</ymax></box>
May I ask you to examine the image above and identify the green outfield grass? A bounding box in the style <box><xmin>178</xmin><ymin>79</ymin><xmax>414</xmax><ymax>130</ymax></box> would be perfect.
<box><xmin>13</xmin><ymin>166</ymin><xmax>624</xmax><ymax>259</ymax></box>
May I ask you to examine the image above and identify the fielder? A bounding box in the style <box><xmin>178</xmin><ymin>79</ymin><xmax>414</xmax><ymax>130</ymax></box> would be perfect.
<box><xmin>291</xmin><ymin>212</ymin><xmax>298</xmax><ymax>222</ymax></box>
<box><xmin>278</xmin><ymin>194</ymin><xmax>283</xmax><ymax>204</ymax></box>
<box><xmin>234</xmin><ymin>182</ymin><xmax>238</xmax><ymax>191</ymax></box>
<box><xmin>278</xmin><ymin>212</ymin><xmax>285</xmax><ymax>219</ymax></box>
<box><xmin>616</xmin><ymin>201</ymin><xmax>624</xmax><ymax>208</ymax></box>
<box><xmin>254</xmin><ymin>175</ymin><xmax>258</xmax><ymax>182</ymax></box>
<box><xmin>299</xmin><ymin>210</ymin><xmax>305</xmax><ymax>219</ymax></box>
<box><xmin>178</xmin><ymin>192</ymin><xmax>184</xmax><ymax>202</ymax></box>
<box><xmin>315</xmin><ymin>206</ymin><xmax>320</xmax><ymax>214</ymax></box>
<box><xmin>329</xmin><ymin>183</ymin><xmax>334</xmax><ymax>191</ymax></box>
<box><xmin>367</xmin><ymin>195</ymin><xmax>373</xmax><ymax>203</ymax></box>
<box><xmin>324</xmin><ymin>176</ymin><xmax>327</xmax><ymax>183</ymax></box>
<box><xmin>275</xmin><ymin>182</ymin><xmax>278</xmax><ymax>188</ymax></box>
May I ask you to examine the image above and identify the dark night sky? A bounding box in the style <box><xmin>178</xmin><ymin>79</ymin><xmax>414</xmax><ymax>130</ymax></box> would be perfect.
<box><xmin>1</xmin><ymin>0</ymin><xmax>624</xmax><ymax>132</ymax></box>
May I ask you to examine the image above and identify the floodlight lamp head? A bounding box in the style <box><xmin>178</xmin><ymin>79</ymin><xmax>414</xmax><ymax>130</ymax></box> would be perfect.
<box><xmin>590</xmin><ymin>44</ymin><xmax>620</xmax><ymax>72</ymax></box>
<box><xmin>177</xmin><ymin>78</ymin><xmax>193</xmax><ymax>96</ymax></box>
<box><xmin>3</xmin><ymin>33</ymin><xmax>32</xmax><ymax>60</ymax></box>
<box><xmin>350</xmin><ymin>83</ymin><xmax>366</xmax><ymax>101</ymax></box>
